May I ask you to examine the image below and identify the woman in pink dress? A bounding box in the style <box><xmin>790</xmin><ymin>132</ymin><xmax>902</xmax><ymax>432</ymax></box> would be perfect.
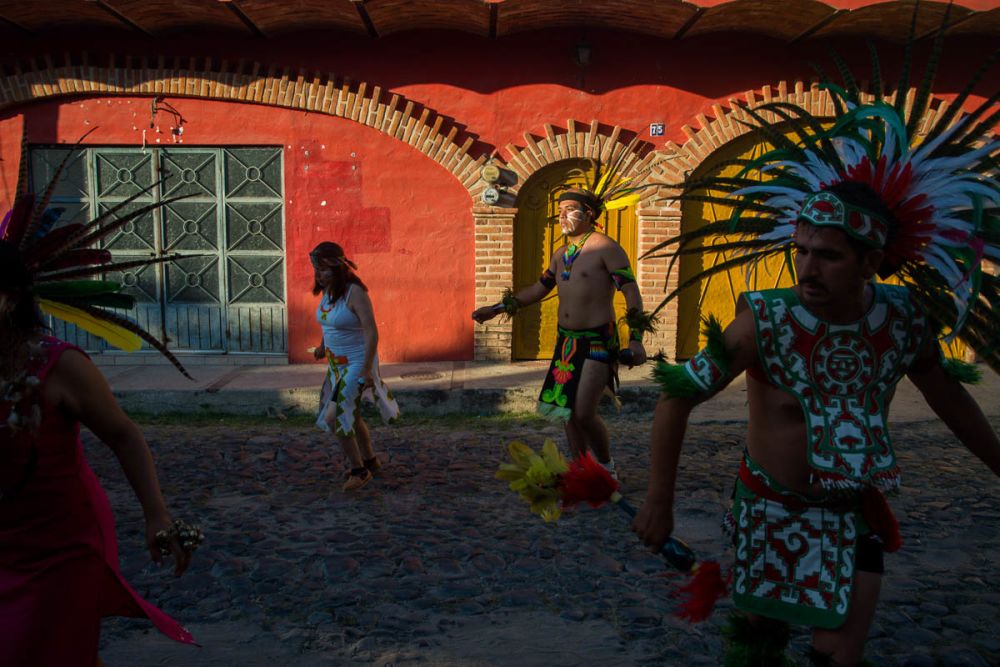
<box><xmin>0</xmin><ymin>239</ymin><xmax>199</xmax><ymax>665</ymax></box>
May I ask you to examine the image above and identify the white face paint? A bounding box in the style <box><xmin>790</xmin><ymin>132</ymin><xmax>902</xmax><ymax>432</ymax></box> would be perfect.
<box><xmin>558</xmin><ymin>201</ymin><xmax>593</xmax><ymax>236</ymax></box>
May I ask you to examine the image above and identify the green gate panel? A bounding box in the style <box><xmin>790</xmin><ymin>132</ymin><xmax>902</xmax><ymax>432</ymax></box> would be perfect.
<box><xmin>224</xmin><ymin>148</ymin><xmax>283</xmax><ymax>199</ymax></box>
<box><xmin>28</xmin><ymin>145</ymin><xmax>287</xmax><ymax>355</ymax></box>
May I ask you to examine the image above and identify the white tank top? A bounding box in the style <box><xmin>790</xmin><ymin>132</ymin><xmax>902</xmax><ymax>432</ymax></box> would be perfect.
<box><xmin>317</xmin><ymin>284</ymin><xmax>364</xmax><ymax>356</ymax></box>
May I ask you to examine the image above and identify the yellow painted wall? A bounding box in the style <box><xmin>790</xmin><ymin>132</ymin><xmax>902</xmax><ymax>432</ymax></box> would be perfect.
<box><xmin>676</xmin><ymin>133</ymin><xmax>791</xmax><ymax>359</ymax></box>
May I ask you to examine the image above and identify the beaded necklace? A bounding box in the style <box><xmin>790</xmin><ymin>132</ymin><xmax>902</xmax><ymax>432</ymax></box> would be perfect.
<box><xmin>561</xmin><ymin>231</ymin><xmax>593</xmax><ymax>281</ymax></box>
<box><xmin>319</xmin><ymin>296</ymin><xmax>333</xmax><ymax>321</ymax></box>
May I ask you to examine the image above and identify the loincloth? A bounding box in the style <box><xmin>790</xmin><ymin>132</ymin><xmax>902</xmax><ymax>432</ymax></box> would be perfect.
<box><xmin>536</xmin><ymin>323</ymin><xmax>619</xmax><ymax>421</ymax></box>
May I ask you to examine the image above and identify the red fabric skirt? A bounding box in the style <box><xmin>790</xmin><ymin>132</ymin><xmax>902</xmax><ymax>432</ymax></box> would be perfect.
<box><xmin>0</xmin><ymin>338</ymin><xmax>194</xmax><ymax>666</ymax></box>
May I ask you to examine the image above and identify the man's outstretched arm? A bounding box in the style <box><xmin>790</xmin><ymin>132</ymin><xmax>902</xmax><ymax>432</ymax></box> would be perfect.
<box><xmin>631</xmin><ymin>303</ymin><xmax>758</xmax><ymax>550</ymax></box>
<box><xmin>908</xmin><ymin>355</ymin><xmax>1000</xmax><ymax>478</ymax></box>
<box><xmin>471</xmin><ymin>254</ymin><xmax>558</xmax><ymax>323</ymax></box>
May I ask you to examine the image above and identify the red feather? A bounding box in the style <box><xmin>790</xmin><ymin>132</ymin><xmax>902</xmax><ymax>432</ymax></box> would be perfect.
<box><xmin>1</xmin><ymin>194</ymin><xmax>35</xmax><ymax>244</ymax></box>
<box><xmin>560</xmin><ymin>452</ymin><xmax>620</xmax><ymax>508</ymax></box>
<box><xmin>674</xmin><ymin>561</ymin><xmax>728</xmax><ymax>623</ymax></box>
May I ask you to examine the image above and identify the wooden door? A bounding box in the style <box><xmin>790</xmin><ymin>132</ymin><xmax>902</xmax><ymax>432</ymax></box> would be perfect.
<box><xmin>676</xmin><ymin>135</ymin><xmax>790</xmax><ymax>359</ymax></box>
<box><xmin>513</xmin><ymin>160</ymin><xmax>637</xmax><ymax>359</ymax></box>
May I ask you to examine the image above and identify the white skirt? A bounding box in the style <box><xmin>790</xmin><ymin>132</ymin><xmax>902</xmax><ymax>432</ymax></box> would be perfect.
<box><xmin>316</xmin><ymin>350</ymin><xmax>400</xmax><ymax>437</ymax></box>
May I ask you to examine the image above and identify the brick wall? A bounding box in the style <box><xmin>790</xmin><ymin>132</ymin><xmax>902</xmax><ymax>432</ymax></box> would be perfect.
<box><xmin>4</xmin><ymin>60</ymin><xmax>960</xmax><ymax>362</ymax></box>
<box><xmin>636</xmin><ymin>210</ymin><xmax>682</xmax><ymax>358</ymax></box>
<box><xmin>0</xmin><ymin>53</ymin><xmax>487</xmax><ymax>199</ymax></box>
<box><xmin>472</xmin><ymin>207</ymin><xmax>517</xmax><ymax>360</ymax></box>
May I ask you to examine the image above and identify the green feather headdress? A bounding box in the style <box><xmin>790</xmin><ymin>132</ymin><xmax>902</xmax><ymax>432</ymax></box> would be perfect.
<box><xmin>645</xmin><ymin>1</ymin><xmax>1000</xmax><ymax>374</ymax></box>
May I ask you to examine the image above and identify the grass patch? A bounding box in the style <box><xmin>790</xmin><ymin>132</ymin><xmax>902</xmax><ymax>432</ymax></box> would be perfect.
<box><xmin>396</xmin><ymin>411</ymin><xmax>552</xmax><ymax>429</ymax></box>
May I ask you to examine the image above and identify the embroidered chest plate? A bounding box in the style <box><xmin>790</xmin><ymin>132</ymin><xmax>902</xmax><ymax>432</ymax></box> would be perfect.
<box><xmin>746</xmin><ymin>285</ymin><xmax>928</xmax><ymax>490</ymax></box>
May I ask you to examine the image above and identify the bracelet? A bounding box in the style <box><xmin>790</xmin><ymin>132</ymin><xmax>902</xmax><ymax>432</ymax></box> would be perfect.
<box><xmin>620</xmin><ymin>307</ymin><xmax>659</xmax><ymax>342</ymax></box>
<box><xmin>493</xmin><ymin>287</ymin><xmax>520</xmax><ymax>321</ymax></box>
<box><xmin>155</xmin><ymin>519</ymin><xmax>205</xmax><ymax>556</ymax></box>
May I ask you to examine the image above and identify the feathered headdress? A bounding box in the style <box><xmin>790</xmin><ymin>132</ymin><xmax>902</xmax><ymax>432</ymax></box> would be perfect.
<box><xmin>646</xmin><ymin>2</ymin><xmax>1000</xmax><ymax>372</ymax></box>
<box><xmin>554</xmin><ymin>135</ymin><xmax>652</xmax><ymax>223</ymax></box>
<box><xmin>0</xmin><ymin>128</ymin><xmax>193</xmax><ymax>378</ymax></box>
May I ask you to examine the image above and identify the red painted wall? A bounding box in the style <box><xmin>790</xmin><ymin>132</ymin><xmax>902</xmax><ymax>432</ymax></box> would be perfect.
<box><xmin>1</xmin><ymin>28</ymin><xmax>996</xmax><ymax>362</ymax></box>
<box><xmin>3</xmin><ymin>98</ymin><xmax>473</xmax><ymax>363</ymax></box>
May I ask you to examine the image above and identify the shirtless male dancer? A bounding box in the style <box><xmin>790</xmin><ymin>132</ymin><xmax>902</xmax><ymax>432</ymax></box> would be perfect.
<box><xmin>473</xmin><ymin>187</ymin><xmax>651</xmax><ymax>475</ymax></box>
<box><xmin>632</xmin><ymin>183</ymin><xmax>1000</xmax><ymax>666</ymax></box>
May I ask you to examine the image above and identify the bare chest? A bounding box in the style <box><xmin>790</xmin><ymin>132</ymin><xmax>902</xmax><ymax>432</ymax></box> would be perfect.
<box><xmin>557</xmin><ymin>248</ymin><xmax>609</xmax><ymax>285</ymax></box>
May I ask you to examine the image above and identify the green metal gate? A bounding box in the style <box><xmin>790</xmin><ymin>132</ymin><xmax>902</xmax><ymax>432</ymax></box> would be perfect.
<box><xmin>29</xmin><ymin>146</ymin><xmax>287</xmax><ymax>354</ymax></box>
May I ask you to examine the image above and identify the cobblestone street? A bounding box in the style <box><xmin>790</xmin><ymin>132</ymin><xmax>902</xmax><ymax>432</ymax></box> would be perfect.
<box><xmin>95</xmin><ymin>413</ymin><xmax>1000</xmax><ymax>666</ymax></box>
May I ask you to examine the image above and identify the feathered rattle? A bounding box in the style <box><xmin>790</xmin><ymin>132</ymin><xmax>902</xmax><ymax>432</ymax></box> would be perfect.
<box><xmin>497</xmin><ymin>439</ymin><xmax>726</xmax><ymax>622</ymax></box>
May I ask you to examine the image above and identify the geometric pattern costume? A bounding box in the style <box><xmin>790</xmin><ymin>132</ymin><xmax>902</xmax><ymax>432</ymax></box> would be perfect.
<box><xmin>315</xmin><ymin>285</ymin><xmax>399</xmax><ymax>437</ymax></box>
<box><xmin>744</xmin><ymin>284</ymin><xmax>929</xmax><ymax>491</ymax></box>
<box><xmin>730</xmin><ymin>454</ymin><xmax>867</xmax><ymax>629</ymax></box>
<box><xmin>648</xmin><ymin>7</ymin><xmax>1000</xmax><ymax>638</ymax></box>
<box><xmin>731</xmin><ymin>285</ymin><xmax>929</xmax><ymax>627</ymax></box>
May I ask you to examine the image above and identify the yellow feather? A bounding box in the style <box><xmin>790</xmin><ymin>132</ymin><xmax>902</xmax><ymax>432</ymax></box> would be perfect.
<box><xmin>38</xmin><ymin>299</ymin><xmax>142</xmax><ymax>352</ymax></box>
<box><xmin>594</xmin><ymin>171</ymin><xmax>613</xmax><ymax>194</ymax></box>
<box><xmin>595</xmin><ymin>173</ymin><xmax>631</xmax><ymax>194</ymax></box>
<box><xmin>604</xmin><ymin>192</ymin><xmax>642</xmax><ymax>210</ymax></box>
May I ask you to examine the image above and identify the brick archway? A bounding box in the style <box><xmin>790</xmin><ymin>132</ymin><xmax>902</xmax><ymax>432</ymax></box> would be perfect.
<box><xmin>0</xmin><ymin>54</ymin><xmax>491</xmax><ymax>199</ymax></box>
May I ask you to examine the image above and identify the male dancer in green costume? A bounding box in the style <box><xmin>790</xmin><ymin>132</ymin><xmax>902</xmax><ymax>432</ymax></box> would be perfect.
<box><xmin>635</xmin><ymin>184</ymin><xmax>1000</xmax><ymax>665</ymax></box>
<box><xmin>631</xmin><ymin>60</ymin><xmax>1000</xmax><ymax>664</ymax></box>
<box><xmin>473</xmin><ymin>186</ymin><xmax>652</xmax><ymax>476</ymax></box>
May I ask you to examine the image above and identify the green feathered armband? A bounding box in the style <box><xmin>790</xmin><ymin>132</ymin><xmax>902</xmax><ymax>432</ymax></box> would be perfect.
<box><xmin>621</xmin><ymin>307</ymin><xmax>659</xmax><ymax>342</ymax></box>
<box><xmin>610</xmin><ymin>266</ymin><xmax>637</xmax><ymax>291</ymax></box>
<box><xmin>490</xmin><ymin>287</ymin><xmax>521</xmax><ymax>322</ymax></box>
<box><xmin>653</xmin><ymin>314</ymin><xmax>731</xmax><ymax>399</ymax></box>
<box><xmin>942</xmin><ymin>357</ymin><xmax>982</xmax><ymax>384</ymax></box>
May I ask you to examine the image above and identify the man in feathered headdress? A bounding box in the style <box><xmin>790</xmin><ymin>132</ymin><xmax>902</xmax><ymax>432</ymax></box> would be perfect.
<box><xmin>630</xmin><ymin>15</ymin><xmax>1000</xmax><ymax>664</ymax></box>
<box><xmin>473</xmin><ymin>174</ymin><xmax>655</xmax><ymax>478</ymax></box>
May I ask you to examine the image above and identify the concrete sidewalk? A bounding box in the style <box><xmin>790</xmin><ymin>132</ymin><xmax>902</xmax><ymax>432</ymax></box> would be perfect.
<box><xmin>96</xmin><ymin>355</ymin><xmax>1000</xmax><ymax>423</ymax></box>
